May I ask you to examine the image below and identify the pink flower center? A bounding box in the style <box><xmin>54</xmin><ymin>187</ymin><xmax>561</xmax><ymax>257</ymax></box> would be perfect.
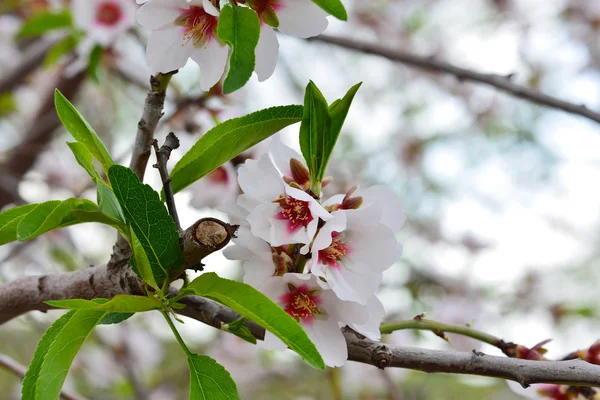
<box><xmin>281</xmin><ymin>285</ymin><xmax>321</xmax><ymax>323</ymax></box>
<box><xmin>95</xmin><ymin>1</ymin><xmax>122</xmax><ymax>26</ymax></box>
<box><xmin>177</xmin><ymin>6</ymin><xmax>218</xmax><ymax>47</ymax></box>
<box><xmin>208</xmin><ymin>166</ymin><xmax>229</xmax><ymax>184</ymax></box>
<box><xmin>274</xmin><ymin>196</ymin><xmax>313</xmax><ymax>234</ymax></box>
<box><xmin>318</xmin><ymin>231</ymin><xmax>351</xmax><ymax>268</ymax></box>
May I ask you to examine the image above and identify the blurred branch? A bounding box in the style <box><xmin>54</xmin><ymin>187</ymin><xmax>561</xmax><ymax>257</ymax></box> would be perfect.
<box><xmin>0</xmin><ymin>353</ymin><xmax>86</xmax><ymax>400</ymax></box>
<box><xmin>310</xmin><ymin>35</ymin><xmax>600</xmax><ymax>125</ymax></box>
<box><xmin>0</xmin><ymin>38</ymin><xmax>54</xmax><ymax>94</ymax></box>
<box><xmin>0</xmin><ymin>69</ymin><xmax>86</xmax><ymax>208</ymax></box>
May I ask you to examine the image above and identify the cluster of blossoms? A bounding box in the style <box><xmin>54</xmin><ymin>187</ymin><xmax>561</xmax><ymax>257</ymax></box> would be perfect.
<box><xmin>136</xmin><ymin>0</ymin><xmax>329</xmax><ymax>90</ymax></box>
<box><xmin>223</xmin><ymin>138</ymin><xmax>405</xmax><ymax>366</ymax></box>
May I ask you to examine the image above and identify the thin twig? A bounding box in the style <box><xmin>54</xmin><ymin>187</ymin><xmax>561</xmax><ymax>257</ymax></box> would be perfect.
<box><xmin>380</xmin><ymin>318</ymin><xmax>518</xmax><ymax>357</ymax></box>
<box><xmin>152</xmin><ymin>132</ymin><xmax>181</xmax><ymax>230</ymax></box>
<box><xmin>0</xmin><ymin>353</ymin><xmax>86</xmax><ymax>400</ymax></box>
<box><xmin>309</xmin><ymin>35</ymin><xmax>600</xmax><ymax>125</ymax></box>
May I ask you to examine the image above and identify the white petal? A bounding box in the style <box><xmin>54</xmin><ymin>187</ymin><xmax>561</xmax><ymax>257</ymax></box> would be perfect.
<box><xmin>321</xmin><ymin>290</ymin><xmax>368</xmax><ymax>325</ymax></box>
<box><xmin>269</xmin><ymin>135</ymin><xmax>303</xmax><ymax>177</ymax></box>
<box><xmin>232</xmin><ymin>226</ymin><xmax>271</xmax><ymax>256</ymax></box>
<box><xmin>305</xmin><ymin>320</ymin><xmax>348</xmax><ymax>367</ymax></box>
<box><xmin>276</xmin><ymin>0</ymin><xmax>329</xmax><ymax>38</ymax></box>
<box><xmin>350</xmin><ymin>295</ymin><xmax>385</xmax><ymax>340</ymax></box>
<box><xmin>309</xmin><ymin>211</ymin><xmax>346</xmax><ymax>253</ymax></box>
<box><xmin>236</xmin><ymin>194</ymin><xmax>261</xmax><ymax>214</ymax></box>
<box><xmin>238</xmin><ymin>155</ymin><xmax>284</xmax><ymax>202</ymax></box>
<box><xmin>323</xmin><ymin>194</ymin><xmax>344</xmax><ymax>207</ymax></box>
<box><xmin>254</xmin><ymin>25</ymin><xmax>279</xmax><ymax>82</ymax></box>
<box><xmin>191</xmin><ymin>38</ymin><xmax>228</xmax><ymax>91</ymax></box>
<box><xmin>247</xmin><ymin>203</ymin><xmax>279</xmax><ymax>243</ymax></box>
<box><xmin>136</xmin><ymin>0</ymin><xmax>186</xmax><ymax>29</ymax></box>
<box><xmin>243</xmin><ymin>255</ymin><xmax>275</xmax><ymax>288</ymax></box>
<box><xmin>146</xmin><ymin>27</ymin><xmax>191</xmax><ymax>73</ymax></box>
<box><xmin>360</xmin><ymin>185</ymin><xmax>406</xmax><ymax>232</ymax></box>
<box><xmin>202</xmin><ymin>0</ymin><xmax>220</xmax><ymax>16</ymax></box>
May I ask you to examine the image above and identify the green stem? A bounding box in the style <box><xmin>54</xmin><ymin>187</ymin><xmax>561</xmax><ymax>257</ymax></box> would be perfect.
<box><xmin>328</xmin><ymin>368</ymin><xmax>343</xmax><ymax>400</ymax></box>
<box><xmin>161</xmin><ymin>310</ymin><xmax>192</xmax><ymax>357</ymax></box>
<box><xmin>380</xmin><ymin>319</ymin><xmax>504</xmax><ymax>349</ymax></box>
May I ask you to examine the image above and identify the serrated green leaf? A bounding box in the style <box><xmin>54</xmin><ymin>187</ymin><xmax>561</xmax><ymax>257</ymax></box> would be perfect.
<box><xmin>55</xmin><ymin>90</ymin><xmax>114</xmax><ymax>174</ymax></box>
<box><xmin>188</xmin><ymin>354</ymin><xmax>241</xmax><ymax>400</ymax></box>
<box><xmin>170</xmin><ymin>105</ymin><xmax>303</xmax><ymax>195</ymax></box>
<box><xmin>69</xmin><ymin>209</ymin><xmax>128</xmax><ymax>237</ymax></box>
<box><xmin>187</xmin><ymin>273</ymin><xmax>324</xmax><ymax>370</ymax></box>
<box><xmin>47</xmin><ymin>295</ymin><xmax>159</xmax><ymax>312</ymax></box>
<box><xmin>88</xmin><ymin>45</ymin><xmax>103</xmax><ymax>83</ymax></box>
<box><xmin>16</xmin><ymin>198</ymin><xmax>98</xmax><ymax>241</ymax></box>
<box><xmin>22</xmin><ymin>309</ymin><xmax>107</xmax><ymax>400</ymax></box>
<box><xmin>0</xmin><ymin>204</ymin><xmax>38</xmax><ymax>246</ymax></box>
<box><xmin>310</xmin><ymin>0</ymin><xmax>347</xmax><ymax>20</ymax></box>
<box><xmin>217</xmin><ymin>4</ymin><xmax>260</xmax><ymax>94</ymax></box>
<box><xmin>109</xmin><ymin>165</ymin><xmax>182</xmax><ymax>283</ymax></box>
<box><xmin>22</xmin><ymin>311</ymin><xmax>76</xmax><ymax>400</ymax></box>
<box><xmin>17</xmin><ymin>10</ymin><xmax>72</xmax><ymax>38</ymax></box>
<box><xmin>43</xmin><ymin>34</ymin><xmax>79</xmax><ymax>68</ymax></box>
<box><xmin>99</xmin><ymin>312</ymin><xmax>135</xmax><ymax>325</ymax></box>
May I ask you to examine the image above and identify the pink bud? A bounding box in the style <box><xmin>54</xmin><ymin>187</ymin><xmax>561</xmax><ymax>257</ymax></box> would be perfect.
<box><xmin>290</xmin><ymin>158</ymin><xmax>310</xmax><ymax>185</ymax></box>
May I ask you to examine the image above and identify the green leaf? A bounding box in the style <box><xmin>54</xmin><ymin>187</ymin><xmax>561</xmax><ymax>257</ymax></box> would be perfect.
<box><xmin>22</xmin><ymin>311</ymin><xmax>76</xmax><ymax>400</ymax></box>
<box><xmin>0</xmin><ymin>92</ymin><xmax>17</xmax><ymax>117</ymax></box>
<box><xmin>55</xmin><ymin>90</ymin><xmax>114</xmax><ymax>174</ymax></box>
<box><xmin>187</xmin><ymin>273</ymin><xmax>324</xmax><ymax>370</ymax></box>
<box><xmin>69</xmin><ymin>209</ymin><xmax>128</xmax><ymax>237</ymax></box>
<box><xmin>43</xmin><ymin>34</ymin><xmax>79</xmax><ymax>68</ymax></box>
<box><xmin>109</xmin><ymin>165</ymin><xmax>182</xmax><ymax>283</ymax></box>
<box><xmin>67</xmin><ymin>141</ymin><xmax>125</xmax><ymax>223</ymax></box>
<box><xmin>17</xmin><ymin>10</ymin><xmax>72</xmax><ymax>38</ymax></box>
<box><xmin>22</xmin><ymin>309</ymin><xmax>107</xmax><ymax>400</ymax></box>
<box><xmin>188</xmin><ymin>354</ymin><xmax>241</xmax><ymax>400</ymax></box>
<box><xmin>221</xmin><ymin>317</ymin><xmax>257</xmax><ymax>344</ymax></box>
<box><xmin>299</xmin><ymin>81</ymin><xmax>330</xmax><ymax>192</ymax></box>
<box><xmin>217</xmin><ymin>4</ymin><xmax>260</xmax><ymax>94</ymax></box>
<box><xmin>99</xmin><ymin>312</ymin><xmax>135</xmax><ymax>325</ymax></box>
<box><xmin>0</xmin><ymin>204</ymin><xmax>38</xmax><ymax>246</ymax></box>
<box><xmin>16</xmin><ymin>198</ymin><xmax>98</xmax><ymax>241</ymax></box>
<box><xmin>170</xmin><ymin>105</ymin><xmax>303</xmax><ymax>195</ymax></box>
<box><xmin>320</xmin><ymin>82</ymin><xmax>361</xmax><ymax>180</ymax></box>
<box><xmin>310</xmin><ymin>0</ymin><xmax>347</xmax><ymax>20</ymax></box>
<box><xmin>130</xmin><ymin>229</ymin><xmax>159</xmax><ymax>290</ymax></box>
<box><xmin>46</xmin><ymin>295</ymin><xmax>159</xmax><ymax>312</ymax></box>
<box><xmin>88</xmin><ymin>45</ymin><xmax>103</xmax><ymax>83</ymax></box>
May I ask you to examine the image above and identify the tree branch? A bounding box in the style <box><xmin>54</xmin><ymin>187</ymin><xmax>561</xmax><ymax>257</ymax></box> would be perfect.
<box><xmin>3</xmin><ymin>262</ymin><xmax>600</xmax><ymax>388</ymax></box>
<box><xmin>309</xmin><ymin>35</ymin><xmax>600</xmax><ymax>125</ymax></box>
<box><xmin>0</xmin><ymin>353</ymin><xmax>86</xmax><ymax>400</ymax></box>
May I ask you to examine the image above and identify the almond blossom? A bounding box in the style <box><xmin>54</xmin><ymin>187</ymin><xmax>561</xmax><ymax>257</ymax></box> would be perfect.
<box><xmin>307</xmin><ymin>205</ymin><xmax>402</xmax><ymax>305</ymax></box>
<box><xmin>259</xmin><ymin>273</ymin><xmax>369</xmax><ymax>367</ymax></box>
<box><xmin>237</xmin><ymin>152</ymin><xmax>331</xmax><ymax>250</ymax></box>
<box><xmin>136</xmin><ymin>0</ymin><xmax>228</xmax><ymax>90</ymax></box>
<box><xmin>188</xmin><ymin>162</ymin><xmax>238</xmax><ymax>209</ymax></box>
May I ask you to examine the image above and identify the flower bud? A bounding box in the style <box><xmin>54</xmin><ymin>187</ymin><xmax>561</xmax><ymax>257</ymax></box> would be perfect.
<box><xmin>290</xmin><ymin>158</ymin><xmax>310</xmax><ymax>185</ymax></box>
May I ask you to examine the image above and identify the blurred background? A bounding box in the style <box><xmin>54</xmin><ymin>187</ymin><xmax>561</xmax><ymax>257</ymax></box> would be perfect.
<box><xmin>2</xmin><ymin>0</ymin><xmax>600</xmax><ymax>398</ymax></box>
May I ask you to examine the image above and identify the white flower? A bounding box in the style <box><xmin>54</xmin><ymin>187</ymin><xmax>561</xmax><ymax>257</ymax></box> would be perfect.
<box><xmin>136</xmin><ymin>0</ymin><xmax>228</xmax><ymax>90</ymax></box>
<box><xmin>238</xmin><ymin>152</ymin><xmax>331</xmax><ymax>250</ymax></box>
<box><xmin>307</xmin><ymin>206</ymin><xmax>402</xmax><ymax>305</ymax></box>
<box><xmin>250</xmin><ymin>0</ymin><xmax>329</xmax><ymax>81</ymax></box>
<box><xmin>188</xmin><ymin>162</ymin><xmax>239</xmax><ymax>210</ymax></box>
<box><xmin>260</xmin><ymin>273</ymin><xmax>369</xmax><ymax>367</ymax></box>
<box><xmin>72</xmin><ymin>0</ymin><xmax>137</xmax><ymax>47</ymax></box>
